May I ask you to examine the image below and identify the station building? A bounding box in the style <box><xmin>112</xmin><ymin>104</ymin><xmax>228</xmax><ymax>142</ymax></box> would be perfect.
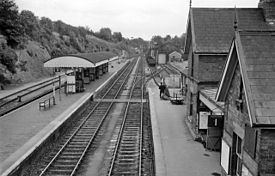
<box><xmin>44</xmin><ymin>52</ymin><xmax>117</xmax><ymax>93</ymax></box>
<box><xmin>157</xmin><ymin>52</ymin><xmax>167</xmax><ymax>64</ymax></box>
<box><xmin>217</xmin><ymin>30</ymin><xmax>275</xmax><ymax>176</ymax></box>
<box><xmin>183</xmin><ymin>0</ymin><xmax>275</xmax><ymax>151</ymax></box>
<box><xmin>183</xmin><ymin>0</ymin><xmax>275</xmax><ymax>175</ymax></box>
<box><xmin>169</xmin><ymin>51</ymin><xmax>182</xmax><ymax>62</ymax></box>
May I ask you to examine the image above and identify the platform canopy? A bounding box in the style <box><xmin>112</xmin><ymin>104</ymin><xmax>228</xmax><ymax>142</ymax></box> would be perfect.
<box><xmin>44</xmin><ymin>52</ymin><xmax>117</xmax><ymax>68</ymax></box>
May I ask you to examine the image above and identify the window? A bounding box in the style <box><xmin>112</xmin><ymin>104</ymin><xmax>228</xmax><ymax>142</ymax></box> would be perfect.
<box><xmin>236</xmin><ymin>136</ymin><xmax>242</xmax><ymax>176</ymax></box>
<box><xmin>191</xmin><ymin>53</ymin><xmax>194</xmax><ymax>77</ymax></box>
<box><xmin>236</xmin><ymin>78</ymin><xmax>243</xmax><ymax>112</ymax></box>
<box><xmin>189</xmin><ymin>93</ymin><xmax>193</xmax><ymax>116</ymax></box>
<box><xmin>244</xmin><ymin>126</ymin><xmax>257</xmax><ymax>158</ymax></box>
<box><xmin>232</xmin><ymin>133</ymin><xmax>243</xmax><ymax>176</ymax></box>
<box><xmin>190</xmin><ymin>103</ymin><xmax>193</xmax><ymax>116</ymax></box>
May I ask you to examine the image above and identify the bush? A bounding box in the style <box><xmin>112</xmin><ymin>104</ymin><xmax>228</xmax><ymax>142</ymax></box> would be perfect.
<box><xmin>0</xmin><ymin>74</ymin><xmax>11</xmax><ymax>85</ymax></box>
<box><xmin>0</xmin><ymin>47</ymin><xmax>17</xmax><ymax>74</ymax></box>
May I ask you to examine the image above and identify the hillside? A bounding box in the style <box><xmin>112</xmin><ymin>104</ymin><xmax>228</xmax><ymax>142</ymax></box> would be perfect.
<box><xmin>0</xmin><ymin>32</ymin><xmax>131</xmax><ymax>86</ymax></box>
<box><xmin>0</xmin><ymin>0</ymin><xmax>141</xmax><ymax>88</ymax></box>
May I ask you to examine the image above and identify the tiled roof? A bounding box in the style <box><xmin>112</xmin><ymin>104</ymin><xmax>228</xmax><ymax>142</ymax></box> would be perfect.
<box><xmin>239</xmin><ymin>31</ymin><xmax>275</xmax><ymax>125</ymax></box>
<box><xmin>191</xmin><ymin>8</ymin><xmax>275</xmax><ymax>53</ymax></box>
<box><xmin>200</xmin><ymin>88</ymin><xmax>224</xmax><ymax>111</ymax></box>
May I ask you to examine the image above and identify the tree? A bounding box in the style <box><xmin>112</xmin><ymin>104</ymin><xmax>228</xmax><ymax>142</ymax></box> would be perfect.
<box><xmin>171</xmin><ymin>35</ymin><xmax>184</xmax><ymax>49</ymax></box>
<box><xmin>53</xmin><ymin>20</ymin><xmax>69</xmax><ymax>35</ymax></box>
<box><xmin>20</xmin><ymin>10</ymin><xmax>40</xmax><ymax>40</ymax></box>
<box><xmin>0</xmin><ymin>0</ymin><xmax>24</xmax><ymax>47</ymax></box>
<box><xmin>40</xmin><ymin>17</ymin><xmax>53</xmax><ymax>32</ymax></box>
<box><xmin>113</xmin><ymin>32</ymin><xmax>123</xmax><ymax>42</ymax></box>
<box><xmin>151</xmin><ymin>35</ymin><xmax>164</xmax><ymax>47</ymax></box>
<box><xmin>98</xmin><ymin>28</ymin><xmax>112</xmax><ymax>41</ymax></box>
<box><xmin>164</xmin><ymin>35</ymin><xmax>171</xmax><ymax>41</ymax></box>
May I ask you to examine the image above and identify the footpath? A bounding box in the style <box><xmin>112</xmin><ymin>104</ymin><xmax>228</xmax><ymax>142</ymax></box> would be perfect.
<box><xmin>148</xmin><ymin>81</ymin><xmax>221</xmax><ymax>176</ymax></box>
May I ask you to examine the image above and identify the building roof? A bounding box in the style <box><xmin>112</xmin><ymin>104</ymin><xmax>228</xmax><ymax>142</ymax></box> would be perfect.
<box><xmin>200</xmin><ymin>88</ymin><xmax>224</xmax><ymax>115</ymax></box>
<box><xmin>186</xmin><ymin>8</ymin><xmax>275</xmax><ymax>54</ymax></box>
<box><xmin>169</xmin><ymin>51</ymin><xmax>182</xmax><ymax>57</ymax></box>
<box><xmin>216</xmin><ymin>31</ymin><xmax>275</xmax><ymax>126</ymax></box>
<box><xmin>44</xmin><ymin>52</ymin><xmax>117</xmax><ymax>68</ymax></box>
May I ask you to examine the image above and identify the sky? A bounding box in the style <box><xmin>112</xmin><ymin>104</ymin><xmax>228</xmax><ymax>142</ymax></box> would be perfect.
<box><xmin>15</xmin><ymin>0</ymin><xmax>259</xmax><ymax>40</ymax></box>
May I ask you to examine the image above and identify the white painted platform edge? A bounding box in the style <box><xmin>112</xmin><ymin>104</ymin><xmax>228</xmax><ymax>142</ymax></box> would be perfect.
<box><xmin>1</xmin><ymin>60</ymin><xmax>127</xmax><ymax>175</ymax></box>
<box><xmin>94</xmin><ymin>60</ymin><xmax>129</xmax><ymax>94</ymax></box>
<box><xmin>94</xmin><ymin>70</ymin><xmax>118</xmax><ymax>94</ymax></box>
<box><xmin>1</xmin><ymin>92</ymin><xmax>92</xmax><ymax>176</ymax></box>
<box><xmin>148</xmin><ymin>88</ymin><xmax>166</xmax><ymax>176</ymax></box>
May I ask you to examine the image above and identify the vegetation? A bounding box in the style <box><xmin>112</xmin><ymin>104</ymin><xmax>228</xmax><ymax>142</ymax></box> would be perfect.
<box><xmin>0</xmin><ymin>0</ymin><xmax>24</xmax><ymax>47</ymax></box>
<box><xmin>0</xmin><ymin>0</ymin><xmax>149</xmax><ymax>85</ymax></box>
<box><xmin>150</xmin><ymin>34</ymin><xmax>185</xmax><ymax>54</ymax></box>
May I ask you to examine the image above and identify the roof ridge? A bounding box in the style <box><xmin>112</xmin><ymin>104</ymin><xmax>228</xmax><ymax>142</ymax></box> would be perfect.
<box><xmin>191</xmin><ymin>7</ymin><xmax>259</xmax><ymax>10</ymax></box>
<box><xmin>239</xmin><ymin>30</ymin><xmax>275</xmax><ymax>35</ymax></box>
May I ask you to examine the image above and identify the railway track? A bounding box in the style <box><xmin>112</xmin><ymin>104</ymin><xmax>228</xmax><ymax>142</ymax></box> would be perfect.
<box><xmin>38</xmin><ymin>58</ymin><xmax>138</xmax><ymax>176</ymax></box>
<box><xmin>163</xmin><ymin>64</ymin><xmax>180</xmax><ymax>75</ymax></box>
<box><xmin>159</xmin><ymin>64</ymin><xmax>179</xmax><ymax>76</ymax></box>
<box><xmin>19</xmin><ymin>56</ymin><xmax>154</xmax><ymax>176</ymax></box>
<box><xmin>95</xmin><ymin>60</ymin><xmax>137</xmax><ymax>99</ymax></box>
<box><xmin>108</xmin><ymin>57</ymin><xmax>145</xmax><ymax>176</ymax></box>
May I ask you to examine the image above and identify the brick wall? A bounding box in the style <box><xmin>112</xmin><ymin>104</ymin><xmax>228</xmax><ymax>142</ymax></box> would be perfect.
<box><xmin>259</xmin><ymin>129</ymin><xmax>275</xmax><ymax>174</ymax></box>
<box><xmin>198</xmin><ymin>55</ymin><xmax>226</xmax><ymax>83</ymax></box>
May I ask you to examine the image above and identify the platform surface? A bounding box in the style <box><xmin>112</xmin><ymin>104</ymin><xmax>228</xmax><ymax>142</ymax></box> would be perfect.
<box><xmin>170</xmin><ymin>61</ymin><xmax>188</xmax><ymax>74</ymax></box>
<box><xmin>148</xmin><ymin>81</ymin><xmax>221</xmax><ymax>176</ymax></box>
<box><xmin>0</xmin><ymin>59</ymin><xmax>126</xmax><ymax>173</ymax></box>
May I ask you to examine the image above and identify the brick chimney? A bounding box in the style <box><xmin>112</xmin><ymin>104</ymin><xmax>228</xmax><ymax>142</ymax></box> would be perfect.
<box><xmin>258</xmin><ymin>0</ymin><xmax>275</xmax><ymax>22</ymax></box>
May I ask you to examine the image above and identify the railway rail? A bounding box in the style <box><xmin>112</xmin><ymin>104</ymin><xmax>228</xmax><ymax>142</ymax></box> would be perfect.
<box><xmin>38</xmin><ymin>58</ymin><xmax>137</xmax><ymax>176</ymax></box>
<box><xmin>12</xmin><ymin>56</ymin><xmax>154</xmax><ymax>176</ymax></box>
<box><xmin>160</xmin><ymin>64</ymin><xmax>180</xmax><ymax>76</ymax></box>
<box><xmin>107</xmin><ymin>57</ymin><xmax>148</xmax><ymax>176</ymax></box>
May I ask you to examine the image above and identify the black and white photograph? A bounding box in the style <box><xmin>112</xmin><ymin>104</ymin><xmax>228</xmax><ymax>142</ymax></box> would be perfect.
<box><xmin>0</xmin><ymin>0</ymin><xmax>274</xmax><ymax>175</ymax></box>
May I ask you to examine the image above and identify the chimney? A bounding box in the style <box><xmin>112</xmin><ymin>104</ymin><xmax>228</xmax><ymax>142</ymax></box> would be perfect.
<box><xmin>258</xmin><ymin>0</ymin><xmax>275</xmax><ymax>22</ymax></box>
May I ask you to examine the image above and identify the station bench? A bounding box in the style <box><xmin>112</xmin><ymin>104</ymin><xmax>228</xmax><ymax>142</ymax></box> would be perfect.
<box><xmin>39</xmin><ymin>96</ymin><xmax>56</xmax><ymax>110</ymax></box>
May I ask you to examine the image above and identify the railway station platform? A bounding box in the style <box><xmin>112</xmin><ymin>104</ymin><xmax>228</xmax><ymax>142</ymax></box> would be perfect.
<box><xmin>170</xmin><ymin>61</ymin><xmax>188</xmax><ymax>74</ymax></box>
<box><xmin>0</xmin><ymin>59</ymin><xmax>127</xmax><ymax>174</ymax></box>
<box><xmin>148</xmin><ymin>81</ymin><xmax>221</xmax><ymax>176</ymax></box>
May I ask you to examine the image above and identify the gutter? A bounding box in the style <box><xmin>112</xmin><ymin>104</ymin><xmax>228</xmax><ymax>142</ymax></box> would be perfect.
<box><xmin>252</xmin><ymin>123</ymin><xmax>275</xmax><ymax>128</ymax></box>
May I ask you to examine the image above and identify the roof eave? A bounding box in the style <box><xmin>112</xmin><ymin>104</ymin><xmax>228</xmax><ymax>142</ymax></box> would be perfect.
<box><xmin>183</xmin><ymin>13</ymin><xmax>192</xmax><ymax>55</ymax></box>
<box><xmin>215</xmin><ymin>39</ymin><xmax>236</xmax><ymax>102</ymax></box>
<box><xmin>194</xmin><ymin>51</ymin><xmax>229</xmax><ymax>55</ymax></box>
<box><xmin>190</xmin><ymin>9</ymin><xmax>197</xmax><ymax>53</ymax></box>
<box><xmin>235</xmin><ymin>32</ymin><xmax>257</xmax><ymax>126</ymax></box>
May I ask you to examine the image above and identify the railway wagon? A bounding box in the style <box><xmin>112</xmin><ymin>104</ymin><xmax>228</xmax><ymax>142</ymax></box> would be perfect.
<box><xmin>146</xmin><ymin>55</ymin><xmax>156</xmax><ymax>67</ymax></box>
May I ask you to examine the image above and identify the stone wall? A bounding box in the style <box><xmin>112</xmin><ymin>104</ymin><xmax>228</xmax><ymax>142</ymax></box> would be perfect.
<box><xmin>222</xmin><ymin>63</ymin><xmax>256</xmax><ymax>175</ymax></box>
<box><xmin>224</xmin><ymin>64</ymin><xmax>250</xmax><ymax>135</ymax></box>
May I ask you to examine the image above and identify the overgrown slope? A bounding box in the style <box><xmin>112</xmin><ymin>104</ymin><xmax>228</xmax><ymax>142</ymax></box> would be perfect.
<box><xmin>0</xmin><ymin>0</ymin><xmax>140</xmax><ymax>86</ymax></box>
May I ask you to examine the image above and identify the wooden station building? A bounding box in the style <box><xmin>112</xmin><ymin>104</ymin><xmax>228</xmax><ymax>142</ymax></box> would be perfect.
<box><xmin>44</xmin><ymin>52</ymin><xmax>117</xmax><ymax>93</ymax></box>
